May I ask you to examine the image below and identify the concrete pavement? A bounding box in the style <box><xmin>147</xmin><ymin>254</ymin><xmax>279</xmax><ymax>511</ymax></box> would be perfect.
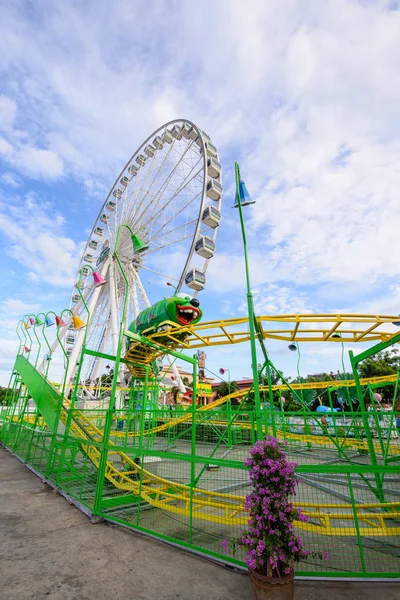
<box><xmin>0</xmin><ymin>446</ymin><xmax>399</xmax><ymax>600</ymax></box>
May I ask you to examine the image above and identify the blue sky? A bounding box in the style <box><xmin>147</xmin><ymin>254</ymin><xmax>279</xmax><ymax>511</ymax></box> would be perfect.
<box><xmin>1</xmin><ymin>0</ymin><xmax>400</xmax><ymax>385</ymax></box>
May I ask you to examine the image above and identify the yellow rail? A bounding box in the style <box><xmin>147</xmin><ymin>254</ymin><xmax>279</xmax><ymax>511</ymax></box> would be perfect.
<box><xmin>50</xmin><ymin>373</ymin><xmax>398</xmax><ymax>392</ymax></box>
<box><xmin>23</xmin><ymin>313</ymin><xmax>400</xmax><ymax>535</ymax></box>
<box><xmin>46</xmin><ymin>387</ymin><xmax>398</xmax><ymax>536</ymax></box>
<box><xmin>143</xmin><ymin>313</ymin><xmax>400</xmax><ymax>349</ymax></box>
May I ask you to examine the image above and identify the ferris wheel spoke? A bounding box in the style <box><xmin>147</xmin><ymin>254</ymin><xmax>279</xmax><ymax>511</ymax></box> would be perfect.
<box><xmin>133</xmin><ymin>270</ymin><xmax>152</xmax><ymax>308</ymax></box>
<box><xmin>146</xmin><ymin>232</ymin><xmax>198</xmax><ymax>257</ymax></box>
<box><xmin>142</xmin><ymin>155</ymin><xmax>203</xmax><ymax>230</ymax></box>
<box><xmin>149</xmin><ymin>218</ymin><xmax>198</xmax><ymax>248</ymax></box>
<box><xmin>148</xmin><ymin>195</ymin><xmax>201</xmax><ymax>245</ymax></box>
<box><xmin>129</xmin><ymin>140</ymin><xmax>199</xmax><ymax>234</ymax></box>
<box><xmin>131</xmin><ymin>278</ymin><xmax>140</xmax><ymax>318</ymax></box>
<box><xmin>140</xmin><ymin>265</ymin><xmax>179</xmax><ymax>282</ymax></box>
<box><xmin>139</xmin><ymin>165</ymin><xmax>203</xmax><ymax>238</ymax></box>
<box><xmin>130</xmin><ymin>141</ymin><xmax>200</xmax><ymax>232</ymax></box>
<box><xmin>121</xmin><ymin>137</ymin><xmax>181</xmax><ymax>229</ymax></box>
<box><xmin>118</xmin><ymin>150</ymin><xmax>163</xmax><ymax>227</ymax></box>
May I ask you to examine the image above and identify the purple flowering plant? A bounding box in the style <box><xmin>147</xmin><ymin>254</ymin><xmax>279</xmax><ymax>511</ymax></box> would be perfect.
<box><xmin>222</xmin><ymin>437</ymin><xmax>328</xmax><ymax>577</ymax></box>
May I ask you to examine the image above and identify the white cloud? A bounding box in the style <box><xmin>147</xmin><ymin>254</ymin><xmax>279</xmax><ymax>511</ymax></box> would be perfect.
<box><xmin>11</xmin><ymin>146</ymin><xmax>64</xmax><ymax>179</ymax></box>
<box><xmin>1</xmin><ymin>171</ymin><xmax>21</xmax><ymax>187</ymax></box>
<box><xmin>0</xmin><ymin>138</ymin><xmax>13</xmax><ymax>154</ymax></box>
<box><xmin>0</xmin><ymin>95</ymin><xmax>17</xmax><ymax>130</ymax></box>
<box><xmin>1</xmin><ymin>298</ymin><xmax>40</xmax><ymax>315</ymax></box>
<box><xmin>27</xmin><ymin>271</ymin><xmax>40</xmax><ymax>282</ymax></box>
<box><xmin>0</xmin><ymin>90</ymin><xmax>63</xmax><ymax>180</ymax></box>
<box><xmin>0</xmin><ymin>193</ymin><xmax>84</xmax><ymax>287</ymax></box>
<box><xmin>0</xmin><ymin>337</ymin><xmax>19</xmax><ymax>384</ymax></box>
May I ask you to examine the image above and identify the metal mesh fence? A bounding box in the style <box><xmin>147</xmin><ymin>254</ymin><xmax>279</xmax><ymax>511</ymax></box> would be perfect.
<box><xmin>1</xmin><ymin>358</ymin><xmax>400</xmax><ymax>578</ymax></box>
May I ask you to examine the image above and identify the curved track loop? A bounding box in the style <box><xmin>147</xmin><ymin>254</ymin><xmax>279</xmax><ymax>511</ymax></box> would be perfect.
<box><xmin>13</xmin><ymin>340</ymin><xmax>400</xmax><ymax>538</ymax></box>
<box><xmin>62</xmin><ymin>397</ymin><xmax>400</xmax><ymax>536</ymax></box>
<box><xmin>141</xmin><ymin>314</ymin><xmax>400</xmax><ymax>349</ymax></box>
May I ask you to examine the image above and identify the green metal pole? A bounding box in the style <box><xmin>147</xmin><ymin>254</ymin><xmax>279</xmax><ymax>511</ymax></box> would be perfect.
<box><xmin>347</xmin><ymin>472</ymin><xmax>367</xmax><ymax>573</ymax></box>
<box><xmin>265</xmin><ymin>358</ymin><xmax>277</xmax><ymax>436</ymax></box>
<box><xmin>368</xmin><ymin>385</ymin><xmax>385</xmax><ymax>456</ymax></box>
<box><xmin>136</xmin><ymin>372</ymin><xmax>150</xmax><ymax>526</ymax></box>
<box><xmin>15</xmin><ymin>319</ymin><xmax>24</xmax><ymax>356</ymax></box>
<box><xmin>93</xmin><ymin>223</ymin><xmax>145</xmax><ymax>514</ymax></box>
<box><xmin>340</xmin><ymin>340</ymin><xmax>352</xmax><ymax>409</ymax></box>
<box><xmin>39</xmin><ymin>313</ymin><xmax>53</xmax><ymax>379</ymax></box>
<box><xmin>46</xmin><ymin>309</ymin><xmax>72</xmax><ymax>480</ymax></box>
<box><xmin>327</xmin><ymin>388</ymin><xmax>340</xmax><ymax>458</ymax></box>
<box><xmin>349</xmin><ymin>350</ymin><xmax>384</xmax><ymax>502</ymax></box>
<box><xmin>383</xmin><ymin>370</ymin><xmax>400</xmax><ymax>465</ymax></box>
<box><xmin>234</xmin><ymin>162</ymin><xmax>262</xmax><ymax>441</ymax></box>
<box><xmin>138</xmin><ymin>372</ymin><xmax>149</xmax><ymax>454</ymax></box>
<box><xmin>22</xmin><ymin>315</ymin><xmax>33</xmax><ymax>358</ymax></box>
<box><xmin>29</xmin><ymin>314</ymin><xmax>42</xmax><ymax>369</ymax></box>
<box><xmin>294</xmin><ymin>343</ymin><xmax>305</xmax><ymax>406</ymax></box>
<box><xmin>189</xmin><ymin>356</ymin><xmax>198</xmax><ymax>545</ymax></box>
<box><xmin>54</xmin><ymin>288</ymin><xmax>90</xmax><ymax>485</ymax></box>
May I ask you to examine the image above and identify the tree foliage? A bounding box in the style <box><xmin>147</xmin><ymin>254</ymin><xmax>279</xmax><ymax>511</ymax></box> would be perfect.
<box><xmin>357</xmin><ymin>349</ymin><xmax>400</xmax><ymax>404</ymax></box>
<box><xmin>0</xmin><ymin>387</ymin><xmax>13</xmax><ymax>405</ymax></box>
<box><xmin>182</xmin><ymin>376</ymin><xmax>192</xmax><ymax>388</ymax></box>
<box><xmin>243</xmin><ymin>368</ymin><xmax>285</xmax><ymax>409</ymax></box>
<box><xmin>216</xmin><ymin>380</ymin><xmax>240</xmax><ymax>404</ymax></box>
<box><xmin>358</xmin><ymin>349</ymin><xmax>400</xmax><ymax>378</ymax></box>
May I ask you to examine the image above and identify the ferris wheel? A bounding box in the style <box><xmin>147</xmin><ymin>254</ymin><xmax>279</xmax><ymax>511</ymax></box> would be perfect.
<box><xmin>63</xmin><ymin>119</ymin><xmax>223</xmax><ymax>390</ymax></box>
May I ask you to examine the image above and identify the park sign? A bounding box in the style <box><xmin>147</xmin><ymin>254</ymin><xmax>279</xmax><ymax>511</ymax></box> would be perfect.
<box><xmin>197</xmin><ymin>383</ymin><xmax>213</xmax><ymax>397</ymax></box>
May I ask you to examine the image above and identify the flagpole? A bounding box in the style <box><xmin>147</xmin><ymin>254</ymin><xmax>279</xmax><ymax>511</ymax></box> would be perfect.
<box><xmin>234</xmin><ymin>162</ymin><xmax>263</xmax><ymax>441</ymax></box>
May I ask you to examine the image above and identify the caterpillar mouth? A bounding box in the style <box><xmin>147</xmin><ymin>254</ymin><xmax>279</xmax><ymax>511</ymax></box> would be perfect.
<box><xmin>176</xmin><ymin>304</ymin><xmax>200</xmax><ymax>326</ymax></box>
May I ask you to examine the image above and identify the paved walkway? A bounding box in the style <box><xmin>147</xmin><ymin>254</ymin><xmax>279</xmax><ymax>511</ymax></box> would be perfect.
<box><xmin>0</xmin><ymin>446</ymin><xmax>399</xmax><ymax>600</ymax></box>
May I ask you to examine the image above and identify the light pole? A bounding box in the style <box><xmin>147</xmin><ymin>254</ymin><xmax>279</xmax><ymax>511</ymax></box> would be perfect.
<box><xmin>288</xmin><ymin>342</ymin><xmax>301</xmax><ymax>380</ymax></box>
<box><xmin>219</xmin><ymin>367</ymin><xmax>231</xmax><ymax>395</ymax></box>
<box><xmin>288</xmin><ymin>341</ymin><xmax>311</xmax><ymax>447</ymax></box>
<box><xmin>233</xmin><ymin>162</ymin><xmax>263</xmax><ymax>440</ymax></box>
<box><xmin>332</xmin><ymin>332</ymin><xmax>352</xmax><ymax>411</ymax></box>
<box><xmin>288</xmin><ymin>341</ymin><xmax>304</xmax><ymax>406</ymax></box>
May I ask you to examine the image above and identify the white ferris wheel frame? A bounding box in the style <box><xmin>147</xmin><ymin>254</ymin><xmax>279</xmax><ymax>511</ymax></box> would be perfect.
<box><xmin>53</xmin><ymin>119</ymin><xmax>223</xmax><ymax>396</ymax></box>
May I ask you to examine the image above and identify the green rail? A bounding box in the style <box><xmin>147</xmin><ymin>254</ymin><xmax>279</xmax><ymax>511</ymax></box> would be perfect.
<box><xmin>14</xmin><ymin>355</ymin><xmax>62</xmax><ymax>432</ymax></box>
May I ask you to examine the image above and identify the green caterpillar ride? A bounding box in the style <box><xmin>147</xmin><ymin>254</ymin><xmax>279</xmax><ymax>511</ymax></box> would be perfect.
<box><xmin>127</xmin><ymin>293</ymin><xmax>202</xmax><ymax>339</ymax></box>
<box><xmin>125</xmin><ymin>293</ymin><xmax>203</xmax><ymax>379</ymax></box>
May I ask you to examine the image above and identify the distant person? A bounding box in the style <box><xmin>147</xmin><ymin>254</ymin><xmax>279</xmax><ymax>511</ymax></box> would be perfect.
<box><xmin>321</xmin><ymin>414</ymin><xmax>328</xmax><ymax>434</ymax></box>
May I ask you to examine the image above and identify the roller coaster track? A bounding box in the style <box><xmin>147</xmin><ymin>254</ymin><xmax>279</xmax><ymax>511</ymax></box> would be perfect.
<box><xmin>124</xmin><ymin>312</ymin><xmax>400</xmax><ymax>377</ymax></box>
<box><xmin>139</xmin><ymin>313</ymin><xmax>400</xmax><ymax>350</ymax></box>
<box><xmin>46</xmin><ymin>374</ymin><xmax>400</xmax><ymax>454</ymax></box>
<box><xmin>11</xmin><ymin>355</ymin><xmax>400</xmax><ymax>538</ymax></box>
<box><xmin>51</xmin><ymin>373</ymin><xmax>399</xmax><ymax>392</ymax></box>
<box><xmin>62</xmin><ymin>397</ymin><xmax>400</xmax><ymax>537</ymax></box>
<box><xmin>106</xmin><ymin>383</ymin><xmax>400</xmax><ymax>457</ymax></box>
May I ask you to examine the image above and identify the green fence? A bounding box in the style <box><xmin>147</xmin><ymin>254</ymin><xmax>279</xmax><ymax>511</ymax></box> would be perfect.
<box><xmin>1</xmin><ymin>358</ymin><xmax>400</xmax><ymax>578</ymax></box>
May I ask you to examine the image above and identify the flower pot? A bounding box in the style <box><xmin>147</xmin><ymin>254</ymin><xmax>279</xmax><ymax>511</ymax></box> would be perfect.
<box><xmin>249</xmin><ymin>570</ymin><xmax>294</xmax><ymax>600</ymax></box>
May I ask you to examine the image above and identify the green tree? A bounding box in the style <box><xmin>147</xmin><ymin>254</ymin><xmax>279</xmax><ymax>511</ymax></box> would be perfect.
<box><xmin>0</xmin><ymin>386</ymin><xmax>13</xmax><ymax>405</ymax></box>
<box><xmin>300</xmin><ymin>373</ymin><xmax>338</xmax><ymax>409</ymax></box>
<box><xmin>358</xmin><ymin>349</ymin><xmax>400</xmax><ymax>404</ymax></box>
<box><xmin>182</xmin><ymin>376</ymin><xmax>192</xmax><ymax>389</ymax></box>
<box><xmin>216</xmin><ymin>380</ymin><xmax>240</xmax><ymax>404</ymax></box>
<box><xmin>358</xmin><ymin>349</ymin><xmax>400</xmax><ymax>378</ymax></box>
<box><xmin>243</xmin><ymin>368</ymin><xmax>285</xmax><ymax>409</ymax></box>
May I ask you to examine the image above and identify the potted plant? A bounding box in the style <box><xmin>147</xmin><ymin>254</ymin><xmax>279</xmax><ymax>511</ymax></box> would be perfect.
<box><xmin>223</xmin><ymin>437</ymin><xmax>328</xmax><ymax>599</ymax></box>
